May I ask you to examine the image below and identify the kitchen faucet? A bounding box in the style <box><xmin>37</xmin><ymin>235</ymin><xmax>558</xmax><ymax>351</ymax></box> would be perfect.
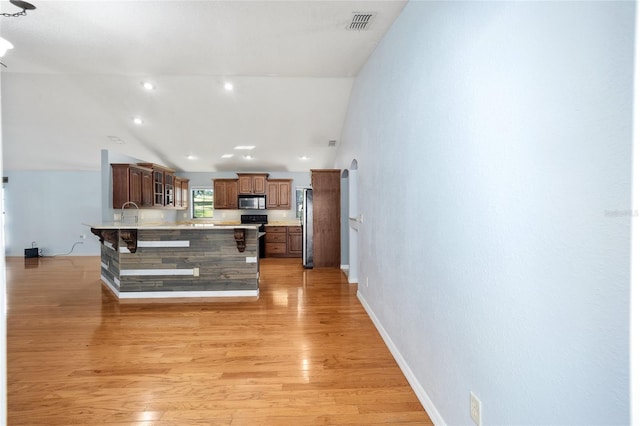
<box><xmin>120</xmin><ymin>201</ymin><xmax>139</xmax><ymax>225</ymax></box>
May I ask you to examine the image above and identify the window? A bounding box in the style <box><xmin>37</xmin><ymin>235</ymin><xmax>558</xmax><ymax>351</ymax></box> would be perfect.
<box><xmin>296</xmin><ymin>188</ymin><xmax>304</xmax><ymax>219</ymax></box>
<box><xmin>191</xmin><ymin>188</ymin><xmax>214</xmax><ymax>219</ymax></box>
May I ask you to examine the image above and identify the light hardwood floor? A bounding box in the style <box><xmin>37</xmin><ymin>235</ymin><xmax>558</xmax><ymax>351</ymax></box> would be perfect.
<box><xmin>7</xmin><ymin>256</ymin><xmax>432</xmax><ymax>425</ymax></box>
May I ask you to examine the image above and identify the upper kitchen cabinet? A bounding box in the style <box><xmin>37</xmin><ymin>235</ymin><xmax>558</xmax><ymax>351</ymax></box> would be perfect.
<box><xmin>164</xmin><ymin>173</ymin><xmax>175</xmax><ymax>207</ymax></box>
<box><xmin>111</xmin><ymin>163</ymin><xmax>153</xmax><ymax>209</ymax></box>
<box><xmin>112</xmin><ymin>162</ymin><xmax>187</xmax><ymax>210</ymax></box>
<box><xmin>174</xmin><ymin>177</ymin><xmax>190</xmax><ymax>210</ymax></box>
<box><xmin>266</xmin><ymin>179</ymin><xmax>292</xmax><ymax>210</ymax></box>
<box><xmin>138</xmin><ymin>163</ymin><xmax>176</xmax><ymax>207</ymax></box>
<box><xmin>237</xmin><ymin>173</ymin><xmax>268</xmax><ymax>195</ymax></box>
<box><xmin>140</xmin><ymin>168</ymin><xmax>154</xmax><ymax>207</ymax></box>
<box><xmin>213</xmin><ymin>179</ymin><xmax>238</xmax><ymax>209</ymax></box>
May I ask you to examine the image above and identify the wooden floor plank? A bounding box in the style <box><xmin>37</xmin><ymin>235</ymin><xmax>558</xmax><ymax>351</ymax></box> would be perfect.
<box><xmin>7</xmin><ymin>256</ymin><xmax>432</xmax><ymax>425</ymax></box>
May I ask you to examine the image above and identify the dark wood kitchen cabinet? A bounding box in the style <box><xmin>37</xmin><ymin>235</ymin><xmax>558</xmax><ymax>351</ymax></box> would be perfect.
<box><xmin>287</xmin><ymin>226</ymin><xmax>302</xmax><ymax>257</ymax></box>
<box><xmin>213</xmin><ymin>179</ymin><xmax>238</xmax><ymax>209</ymax></box>
<box><xmin>112</xmin><ymin>162</ymin><xmax>187</xmax><ymax>210</ymax></box>
<box><xmin>138</xmin><ymin>163</ymin><xmax>176</xmax><ymax>207</ymax></box>
<box><xmin>266</xmin><ymin>179</ymin><xmax>292</xmax><ymax>210</ymax></box>
<box><xmin>265</xmin><ymin>225</ymin><xmax>301</xmax><ymax>258</ymax></box>
<box><xmin>164</xmin><ymin>173</ymin><xmax>175</xmax><ymax>207</ymax></box>
<box><xmin>140</xmin><ymin>168</ymin><xmax>153</xmax><ymax>207</ymax></box>
<box><xmin>265</xmin><ymin>226</ymin><xmax>287</xmax><ymax>256</ymax></box>
<box><xmin>174</xmin><ymin>177</ymin><xmax>183</xmax><ymax>209</ymax></box>
<box><xmin>174</xmin><ymin>177</ymin><xmax>190</xmax><ymax>210</ymax></box>
<box><xmin>180</xmin><ymin>178</ymin><xmax>190</xmax><ymax>209</ymax></box>
<box><xmin>237</xmin><ymin>173</ymin><xmax>268</xmax><ymax>195</ymax></box>
<box><xmin>111</xmin><ymin>163</ymin><xmax>154</xmax><ymax>209</ymax></box>
<box><xmin>111</xmin><ymin>163</ymin><xmax>131</xmax><ymax>208</ymax></box>
<box><xmin>311</xmin><ymin>169</ymin><xmax>340</xmax><ymax>268</ymax></box>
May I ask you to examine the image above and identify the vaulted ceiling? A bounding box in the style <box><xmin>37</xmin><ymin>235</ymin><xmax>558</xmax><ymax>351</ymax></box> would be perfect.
<box><xmin>1</xmin><ymin>0</ymin><xmax>407</xmax><ymax>172</ymax></box>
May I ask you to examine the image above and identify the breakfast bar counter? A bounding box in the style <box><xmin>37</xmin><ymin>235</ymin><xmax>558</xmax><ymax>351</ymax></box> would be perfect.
<box><xmin>89</xmin><ymin>224</ymin><xmax>260</xmax><ymax>299</ymax></box>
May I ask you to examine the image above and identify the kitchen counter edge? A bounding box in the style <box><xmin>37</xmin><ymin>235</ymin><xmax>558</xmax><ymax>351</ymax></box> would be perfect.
<box><xmin>86</xmin><ymin>223</ymin><xmax>260</xmax><ymax>230</ymax></box>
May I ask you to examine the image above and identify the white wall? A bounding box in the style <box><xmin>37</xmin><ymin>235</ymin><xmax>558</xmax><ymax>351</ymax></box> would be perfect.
<box><xmin>632</xmin><ymin>4</ymin><xmax>640</xmax><ymax>424</ymax></box>
<box><xmin>335</xmin><ymin>1</ymin><xmax>634</xmax><ymax>425</ymax></box>
<box><xmin>4</xmin><ymin>170</ymin><xmax>102</xmax><ymax>256</ymax></box>
<box><xmin>1</xmin><ymin>60</ymin><xmax>7</xmax><ymax>424</ymax></box>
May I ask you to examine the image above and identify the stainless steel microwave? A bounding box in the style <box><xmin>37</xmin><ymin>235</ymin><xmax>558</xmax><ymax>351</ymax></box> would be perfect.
<box><xmin>238</xmin><ymin>195</ymin><xmax>266</xmax><ymax>210</ymax></box>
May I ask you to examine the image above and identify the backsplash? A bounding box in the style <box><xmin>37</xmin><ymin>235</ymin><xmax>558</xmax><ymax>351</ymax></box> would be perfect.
<box><xmin>211</xmin><ymin>210</ymin><xmax>297</xmax><ymax>223</ymax></box>
<box><xmin>115</xmin><ymin>208</ymin><xmax>297</xmax><ymax>224</ymax></box>
<box><xmin>113</xmin><ymin>208</ymin><xmax>177</xmax><ymax>225</ymax></box>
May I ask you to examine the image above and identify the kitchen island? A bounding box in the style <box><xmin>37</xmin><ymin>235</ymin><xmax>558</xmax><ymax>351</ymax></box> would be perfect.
<box><xmin>89</xmin><ymin>224</ymin><xmax>260</xmax><ymax>299</ymax></box>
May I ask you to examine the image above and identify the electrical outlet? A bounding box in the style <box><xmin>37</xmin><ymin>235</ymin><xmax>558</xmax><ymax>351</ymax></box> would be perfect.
<box><xmin>470</xmin><ymin>392</ymin><xmax>482</xmax><ymax>426</ymax></box>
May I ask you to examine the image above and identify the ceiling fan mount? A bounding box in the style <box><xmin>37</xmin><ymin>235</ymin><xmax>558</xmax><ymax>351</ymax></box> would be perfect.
<box><xmin>3</xmin><ymin>0</ymin><xmax>36</xmax><ymax>17</ymax></box>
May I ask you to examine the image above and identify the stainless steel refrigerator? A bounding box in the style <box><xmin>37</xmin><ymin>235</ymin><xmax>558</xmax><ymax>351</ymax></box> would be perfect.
<box><xmin>301</xmin><ymin>188</ymin><xmax>313</xmax><ymax>268</ymax></box>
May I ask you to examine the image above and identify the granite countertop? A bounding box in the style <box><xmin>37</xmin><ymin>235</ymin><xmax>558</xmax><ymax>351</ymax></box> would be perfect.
<box><xmin>265</xmin><ymin>221</ymin><xmax>302</xmax><ymax>227</ymax></box>
<box><xmin>87</xmin><ymin>222</ymin><xmax>260</xmax><ymax>230</ymax></box>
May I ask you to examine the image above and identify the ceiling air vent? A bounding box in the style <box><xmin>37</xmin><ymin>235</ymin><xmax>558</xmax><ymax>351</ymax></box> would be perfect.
<box><xmin>328</xmin><ymin>140</ymin><xmax>337</xmax><ymax>147</ymax></box>
<box><xmin>347</xmin><ymin>12</ymin><xmax>375</xmax><ymax>31</ymax></box>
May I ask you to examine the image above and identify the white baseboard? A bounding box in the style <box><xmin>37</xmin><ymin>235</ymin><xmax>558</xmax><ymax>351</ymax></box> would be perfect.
<box><xmin>357</xmin><ymin>290</ymin><xmax>446</xmax><ymax>426</ymax></box>
<box><xmin>340</xmin><ymin>265</ymin><xmax>350</xmax><ymax>281</ymax></box>
<box><xmin>340</xmin><ymin>265</ymin><xmax>359</xmax><ymax>284</ymax></box>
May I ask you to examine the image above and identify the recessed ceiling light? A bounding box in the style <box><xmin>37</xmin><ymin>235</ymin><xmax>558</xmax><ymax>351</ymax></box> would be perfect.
<box><xmin>221</xmin><ymin>154</ymin><xmax>233</xmax><ymax>159</ymax></box>
<box><xmin>224</xmin><ymin>82</ymin><xmax>234</xmax><ymax>91</ymax></box>
<box><xmin>142</xmin><ymin>81</ymin><xmax>154</xmax><ymax>90</ymax></box>
<box><xmin>186</xmin><ymin>154</ymin><xmax>197</xmax><ymax>160</ymax></box>
<box><xmin>243</xmin><ymin>155</ymin><xmax>253</xmax><ymax>160</ymax></box>
<box><xmin>299</xmin><ymin>155</ymin><xmax>310</xmax><ymax>161</ymax></box>
<box><xmin>234</xmin><ymin>145</ymin><xmax>255</xmax><ymax>150</ymax></box>
<box><xmin>0</xmin><ymin>37</ymin><xmax>14</xmax><ymax>57</ymax></box>
<box><xmin>133</xmin><ymin>117</ymin><xmax>143</xmax><ymax>125</ymax></box>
